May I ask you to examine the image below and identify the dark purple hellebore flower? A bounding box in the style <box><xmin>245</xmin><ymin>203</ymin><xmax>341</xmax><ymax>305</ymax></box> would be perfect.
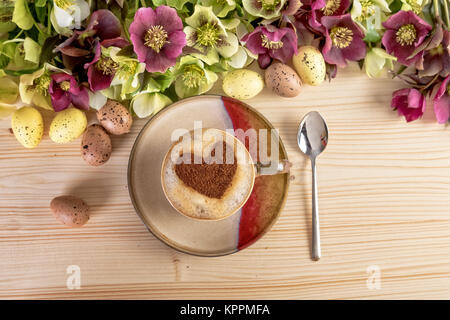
<box><xmin>241</xmin><ymin>25</ymin><xmax>298</xmax><ymax>69</ymax></box>
<box><xmin>433</xmin><ymin>75</ymin><xmax>450</xmax><ymax>124</ymax></box>
<box><xmin>49</xmin><ymin>73</ymin><xmax>89</xmax><ymax>112</ymax></box>
<box><xmin>382</xmin><ymin>10</ymin><xmax>432</xmax><ymax>67</ymax></box>
<box><xmin>391</xmin><ymin>87</ymin><xmax>426</xmax><ymax>122</ymax></box>
<box><xmin>130</xmin><ymin>6</ymin><xmax>186</xmax><ymax>73</ymax></box>
<box><xmin>321</xmin><ymin>14</ymin><xmax>366</xmax><ymax>67</ymax></box>
<box><xmin>55</xmin><ymin>9</ymin><xmax>123</xmax><ymax>71</ymax></box>
<box><xmin>84</xmin><ymin>38</ymin><xmax>129</xmax><ymax>92</ymax></box>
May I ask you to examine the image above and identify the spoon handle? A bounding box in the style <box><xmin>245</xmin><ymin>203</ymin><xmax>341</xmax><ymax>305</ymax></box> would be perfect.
<box><xmin>311</xmin><ymin>157</ymin><xmax>321</xmax><ymax>261</ymax></box>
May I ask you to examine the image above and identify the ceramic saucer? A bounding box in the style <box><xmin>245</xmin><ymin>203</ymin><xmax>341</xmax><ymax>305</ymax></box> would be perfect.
<box><xmin>128</xmin><ymin>95</ymin><xmax>290</xmax><ymax>256</ymax></box>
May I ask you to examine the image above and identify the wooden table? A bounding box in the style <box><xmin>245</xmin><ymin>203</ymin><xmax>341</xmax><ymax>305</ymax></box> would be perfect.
<box><xmin>1</xmin><ymin>64</ymin><xmax>450</xmax><ymax>300</ymax></box>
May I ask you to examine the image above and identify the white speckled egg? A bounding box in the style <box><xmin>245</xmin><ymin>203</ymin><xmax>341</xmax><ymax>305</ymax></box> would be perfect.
<box><xmin>11</xmin><ymin>107</ymin><xmax>44</xmax><ymax>148</ymax></box>
<box><xmin>222</xmin><ymin>69</ymin><xmax>264</xmax><ymax>100</ymax></box>
<box><xmin>49</xmin><ymin>107</ymin><xmax>87</xmax><ymax>144</ymax></box>
<box><xmin>292</xmin><ymin>46</ymin><xmax>326</xmax><ymax>86</ymax></box>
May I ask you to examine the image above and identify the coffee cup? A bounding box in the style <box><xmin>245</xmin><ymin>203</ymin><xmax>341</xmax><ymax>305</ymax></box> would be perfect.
<box><xmin>161</xmin><ymin>128</ymin><xmax>290</xmax><ymax>221</ymax></box>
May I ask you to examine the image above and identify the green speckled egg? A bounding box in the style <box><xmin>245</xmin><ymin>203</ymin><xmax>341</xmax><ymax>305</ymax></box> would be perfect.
<box><xmin>49</xmin><ymin>107</ymin><xmax>87</xmax><ymax>144</ymax></box>
<box><xmin>222</xmin><ymin>69</ymin><xmax>264</xmax><ymax>100</ymax></box>
<box><xmin>11</xmin><ymin>107</ymin><xmax>44</xmax><ymax>148</ymax></box>
<box><xmin>292</xmin><ymin>46</ymin><xmax>326</xmax><ymax>86</ymax></box>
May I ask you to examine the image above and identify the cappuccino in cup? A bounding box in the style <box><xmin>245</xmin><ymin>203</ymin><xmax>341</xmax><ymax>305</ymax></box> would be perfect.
<box><xmin>161</xmin><ymin>128</ymin><xmax>255</xmax><ymax>220</ymax></box>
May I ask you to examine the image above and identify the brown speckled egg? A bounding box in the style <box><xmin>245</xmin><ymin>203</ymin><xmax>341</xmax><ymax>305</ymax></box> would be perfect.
<box><xmin>96</xmin><ymin>100</ymin><xmax>133</xmax><ymax>135</ymax></box>
<box><xmin>81</xmin><ymin>124</ymin><xmax>112</xmax><ymax>166</ymax></box>
<box><xmin>265</xmin><ymin>62</ymin><xmax>302</xmax><ymax>98</ymax></box>
<box><xmin>50</xmin><ymin>195</ymin><xmax>89</xmax><ymax>227</ymax></box>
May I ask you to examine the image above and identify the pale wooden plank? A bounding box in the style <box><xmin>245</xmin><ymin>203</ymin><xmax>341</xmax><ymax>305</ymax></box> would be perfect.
<box><xmin>1</xmin><ymin>63</ymin><xmax>450</xmax><ymax>299</ymax></box>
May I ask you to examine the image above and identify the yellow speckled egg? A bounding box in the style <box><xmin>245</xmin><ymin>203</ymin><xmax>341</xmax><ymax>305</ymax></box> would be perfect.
<box><xmin>292</xmin><ymin>46</ymin><xmax>326</xmax><ymax>86</ymax></box>
<box><xmin>222</xmin><ymin>69</ymin><xmax>264</xmax><ymax>100</ymax></box>
<box><xmin>49</xmin><ymin>107</ymin><xmax>87</xmax><ymax>144</ymax></box>
<box><xmin>11</xmin><ymin>107</ymin><xmax>44</xmax><ymax>148</ymax></box>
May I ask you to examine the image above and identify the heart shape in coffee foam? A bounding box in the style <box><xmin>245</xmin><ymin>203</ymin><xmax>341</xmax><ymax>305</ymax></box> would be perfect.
<box><xmin>174</xmin><ymin>143</ymin><xmax>237</xmax><ymax>199</ymax></box>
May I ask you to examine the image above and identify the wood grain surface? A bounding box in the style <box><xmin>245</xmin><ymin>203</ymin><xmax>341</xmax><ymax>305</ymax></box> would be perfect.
<box><xmin>1</xmin><ymin>63</ymin><xmax>450</xmax><ymax>300</ymax></box>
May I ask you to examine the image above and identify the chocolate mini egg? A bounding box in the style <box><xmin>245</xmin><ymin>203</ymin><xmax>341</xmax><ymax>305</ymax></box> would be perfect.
<box><xmin>81</xmin><ymin>124</ymin><xmax>112</xmax><ymax>166</ymax></box>
<box><xmin>265</xmin><ymin>62</ymin><xmax>302</xmax><ymax>97</ymax></box>
<box><xmin>96</xmin><ymin>100</ymin><xmax>133</xmax><ymax>135</ymax></box>
<box><xmin>50</xmin><ymin>195</ymin><xmax>89</xmax><ymax>227</ymax></box>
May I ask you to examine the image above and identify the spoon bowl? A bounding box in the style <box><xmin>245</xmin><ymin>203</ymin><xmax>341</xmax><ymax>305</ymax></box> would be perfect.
<box><xmin>298</xmin><ymin>111</ymin><xmax>328</xmax><ymax>159</ymax></box>
<box><xmin>298</xmin><ymin>111</ymin><xmax>328</xmax><ymax>261</ymax></box>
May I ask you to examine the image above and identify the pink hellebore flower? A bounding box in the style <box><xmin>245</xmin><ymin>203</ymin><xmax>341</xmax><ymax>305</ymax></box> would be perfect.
<box><xmin>241</xmin><ymin>25</ymin><xmax>298</xmax><ymax>69</ymax></box>
<box><xmin>391</xmin><ymin>88</ymin><xmax>426</xmax><ymax>122</ymax></box>
<box><xmin>310</xmin><ymin>0</ymin><xmax>350</xmax><ymax>32</ymax></box>
<box><xmin>129</xmin><ymin>6</ymin><xmax>186</xmax><ymax>73</ymax></box>
<box><xmin>433</xmin><ymin>75</ymin><xmax>450</xmax><ymax>124</ymax></box>
<box><xmin>321</xmin><ymin>14</ymin><xmax>366</xmax><ymax>67</ymax></box>
<box><xmin>49</xmin><ymin>73</ymin><xmax>89</xmax><ymax>112</ymax></box>
<box><xmin>382</xmin><ymin>10</ymin><xmax>432</xmax><ymax>67</ymax></box>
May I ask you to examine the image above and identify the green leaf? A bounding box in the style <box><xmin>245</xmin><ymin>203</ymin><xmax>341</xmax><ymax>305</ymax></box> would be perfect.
<box><xmin>0</xmin><ymin>77</ymin><xmax>19</xmax><ymax>104</ymax></box>
<box><xmin>12</xmin><ymin>0</ymin><xmax>34</xmax><ymax>30</ymax></box>
<box><xmin>24</xmin><ymin>37</ymin><xmax>42</xmax><ymax>64</ymax></box>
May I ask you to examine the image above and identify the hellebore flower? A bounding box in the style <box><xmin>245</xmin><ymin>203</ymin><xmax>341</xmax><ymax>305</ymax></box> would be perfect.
<box><xmin>49</xmin><ymin>73</ymin><xmax>89</xmax><ymax>112</ymax></box>
<box><xmin>364</xmin><ymin>47</ymin><xmax>396</xmax><ymax>78</ymax></box>
<box><xmin>351</xmin><ymin>0</ymin><xmax>390</xmax><ymax>42</ymax></box>
<box><xmin>242</xmin><ymin>0</ymin><xmax>287</xmax><ymax>19</ymax></box>
<box><xmin>130</xmin><ymin>78</ymin><xmax>173</xmax><ymax>119</ymax></box>
<box><xmin>52</xmin><ymin>0</ymin><xmax>90</xmax><ymax>30</ymax></box>
<box><xmin>184</xmin><ymin>5</ymin><xmax>239</xmax><ymax>65</ymax></box>
<box><xmin>433</xmin><ymin>75</ymin><xmax>450</xmax><ymax>124</ymax></box>
<box><xmin>19</xmin><ymin>64</ymin><xmax>70</xmax><ymax>111</ymax></box>
<box><xmin>241</xmin><ymin>25</ymin><xmax>298</xmax><ymax>69</ymax></box>
<box><xmin>321</xmin><ymin>14</ymin><xmax>366</xmax><ymax>67</ymax></box>
<box><xmin>174</xmin><ymin>56</ymin><xmax>219</xmax><ymax>98</ymax></box>
<box><xmin>109</xmin><ymin>51</ymin><xmax>146</xmax><ymax>99</ymax></box>
<box><xmin>84</xmin><ymin>38</ymin><xmax>129</xmax><ymax>92</ymax></box>
<box><xmin>391</xmin><ymin>87</ymin><xmax>426</xmax><ymax>122</ymax></box>
<box><xmin>308</xmin><ymin>0</ymin><xmax>350</xmax><ymax>32</ymax></box>
<box><xmin>420</xmin><ymin>27</ymin><xmax>450</xmax><ymax>77</ymax></box>
<box><xmin>55</xmin><ymin>9</ymin><xmax>124</xmax><ymax>72</ymax></box>
<box><xmin>382</xmin><ymin>10</ymin><xmax>432</xmax><ymax>67</ymax></box>
<box><xmin>130</xmin><ymin>6</ymin><xmax>186</xmax><ymax>73</ymax></box>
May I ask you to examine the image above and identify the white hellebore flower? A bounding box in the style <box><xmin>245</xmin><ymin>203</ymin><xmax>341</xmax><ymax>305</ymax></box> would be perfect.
<box><xmin>53</xmin><ymin>0</ymin><xmax>90</xmax><ymax>29</ymax></box>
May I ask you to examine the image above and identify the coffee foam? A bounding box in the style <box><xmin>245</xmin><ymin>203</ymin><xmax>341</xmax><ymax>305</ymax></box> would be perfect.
<box><xmin>162</xmin><ymin>129</ymin><xmax>255</xmax><ymax>220</ymax></box>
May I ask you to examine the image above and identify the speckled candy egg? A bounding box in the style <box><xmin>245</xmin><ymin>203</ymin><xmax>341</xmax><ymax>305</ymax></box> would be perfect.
<box><xmin>97</xmin><ymin>100</ymin><xmax>133</xmax><ymax>135</ymax></box>
<box><xmin>265</xmin><ymin>62</ymin><xmax>302</xmax><ymax>97</ymax></box>
<box><xmin>50</xmin><ymin>195</ymin><xmax>89</xmax><ymax>227</ymax></box>
<box><xmin>81</xmin><ymin>124</ymin><xmax>112</xmax><ymax>166</ymax></box>
<box><xmin>222</xmin><ymin>69</ymin><xmax>264</xmax><ymax>100</ymax></box>
<box><xmin>292</xmin><ymin>46</ymin><xmax>326</xmax><ymax>86</ymax></box>
<box><xmin>49</xmin><ymin>107</ymin><xmax>87</xmax><ymax>144</ymax></box>
<box><xmin>11</xmin><ymin>107</ymin><xmax>44</xmax><ymax>148</ymax></box>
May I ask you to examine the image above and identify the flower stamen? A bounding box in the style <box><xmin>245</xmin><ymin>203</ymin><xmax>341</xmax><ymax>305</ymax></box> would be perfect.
<box><xmin>181</xmin><ymin>65</ymin><xmax>205</xmax><ymax>88</ymax></box>
<box><xmin>261</xmin><ymin>34</ymin><xmax>283</xmax><ymax>49</ymax></box>
<box><xmin>396</xmin><ymin>24</ymin><xmax>417</xmax><ymax>46</ymax></box>
<box><xmin>144</xmin><ymin>25</ymin><xmax>169</xmax><ymax>53</ymax></box>
<box><xmin>357</xmin><ymin>0</ymin><xmax>376</xmax><ymax>21</ymax></box>
<box><xmin>330</xmin><ymin>26</ymin><xmax>353</xmax><ymax>49</ymax></box>
<box><xmin>32</xmin><ymin>74</ymin><xmax>51</xmax><ymax>96</ymax></box>
<box><xmin>60</xmin><ymin>81</ymin><xmax>71</xmax><ymax>91</ymax></box>
<box><xmin>96</xmin><ymin>57</ymin><xmax>119</xmax><ymax>76</ymax></box>
<box><xmin>322</xmin><ymin>0</ymin><xmax>341</xmax><ymax>16</ymax></box>
<box><xmin>196</xmin><ymin>22</ymin><xmax>221</xmax><ymax>47</ymax></box>
<box><xmin>54</xmin><ymin>0</ymin><xmax>74</xmax><ymax>10</ymax></box>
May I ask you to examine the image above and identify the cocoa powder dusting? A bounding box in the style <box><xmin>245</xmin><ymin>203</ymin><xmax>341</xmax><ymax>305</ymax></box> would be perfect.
<box><xmin>175</xmin><ymin>142</ymin><xmax>237</xmax><ymax>198</ymax></box>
